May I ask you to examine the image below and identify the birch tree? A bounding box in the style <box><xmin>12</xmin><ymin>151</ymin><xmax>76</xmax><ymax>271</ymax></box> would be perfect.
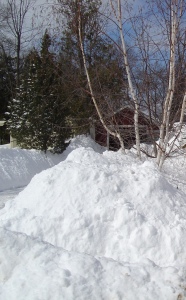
<box><xmin>109</xmin><ymin>0</ymin><xmax>141</xmax><ymax>158</ymax></box>
<box><xmin>55</xmin><ymin>0</ymin><xmax>186</xmax><ymax>163</ymax></box>
<box><xmin>55</xmin><ymin>0</ymin><xmax>128</xmax><ymax>151</ymax></box>
<box><xmin>108</xmin><ymin>0</ymin><xmax>186</xmax><ymax>167</ymax></box>
<box><xmin>155</xmin><ymin>0</ymin><xmax>186</xmax><ymax>169</ymax></box>
<box><xmin>77</xmin><ymin>0</ymin><xmax>126</xmax><ymax>152</ymax></box>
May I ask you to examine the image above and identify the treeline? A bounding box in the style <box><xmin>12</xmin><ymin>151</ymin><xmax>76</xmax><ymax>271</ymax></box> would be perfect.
<box><xmin>0</xmin><ymin>0</ymin><xmax>127</xmax><ymax>152</ymax></box>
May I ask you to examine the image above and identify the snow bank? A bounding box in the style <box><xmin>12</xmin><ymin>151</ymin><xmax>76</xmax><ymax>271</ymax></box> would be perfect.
<box><xmin>1</xmin><ymin>147</ymin><xmax>186</xmax><ymax>267</ymax></box>
<box><xmin>0</xmin><ymin>148</ymin><xmax>63</xmax><ymax>191</ymax></box>
<box><xmin>0</xmin><ymin>227</ymin><xmax>183</xmax><ymax>300</ymax></box>
<box><xmin>0</xmin><ymin>136</ymin><xmax>186</xmax><ymax>299</ymax></box>
<box><xmin>0</xmin><ymin>135</ymin><xmax>104</xmax><ymax>191</ymax></box>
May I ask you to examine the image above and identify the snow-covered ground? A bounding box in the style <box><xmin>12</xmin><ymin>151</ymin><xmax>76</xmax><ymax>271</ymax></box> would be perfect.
<box><xmin>0</xmin><ymin>187</ymin><xmax>23</xmax><ymax>209</ymax></box>
<box><xmin>0</xmin><ymin>147</ymin><xmax>68</xmax><ymax>192</ymax></box>
<box><xmin>0</xmin><ymin>136</ymin><xmax>186</xmax><ymax>300</ymax></box>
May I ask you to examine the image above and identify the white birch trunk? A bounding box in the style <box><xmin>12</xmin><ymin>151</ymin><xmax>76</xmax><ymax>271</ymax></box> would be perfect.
<box><xmin>116</xmin><ymin>0</ymin><xmax>141</xmax><ymax>159</ymax></box>
<box><xmin>165</xmin><ymin>91</ymin><xmax>186</xmax><ymax>155</ymax></box>
<box><xmin>157</xmin><ymin>0</ymin><xmax>178</xmax><ymax>169</ymax></box>
<box><xmin>77</xmin><ymin>2</ymin><xmax>125</xmax><ymax>153</ymax></box>
<box><xmin>179</xmin><ymin>92</ymin><xmax>186</xmax><ymax>125</ymax></box>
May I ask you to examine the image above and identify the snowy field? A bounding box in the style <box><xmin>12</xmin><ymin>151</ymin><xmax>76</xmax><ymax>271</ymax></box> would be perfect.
<box><xmin>0</xmin><ymin>136</ymin><xmax>186</xmax><ymax>300</ymax></box>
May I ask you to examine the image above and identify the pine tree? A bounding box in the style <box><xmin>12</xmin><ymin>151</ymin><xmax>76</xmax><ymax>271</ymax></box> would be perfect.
<box><xmin>0</xmin><ymin>52</ymin><xmax>15</xmax><ymax>119</ymax></box>
<box><xmin>0</xmin><ymin>51</ymin><xmax>15</xmax><ymax>144</ymax></box>
<box><xmin>8</xmin><ymin>31</ymin><xmax>71</xmax><ymax>152</ymax></box>
<box><xmin>7</xmin><ymin>49</ymin><xmax>40</xmax><ymax>147</ymax></box>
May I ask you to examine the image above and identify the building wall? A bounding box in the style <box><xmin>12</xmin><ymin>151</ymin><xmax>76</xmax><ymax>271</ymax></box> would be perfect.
<box><xmin>93</xmin><ymin>108</ymin><xmax>159</xmax><ymax>150</ymax></box>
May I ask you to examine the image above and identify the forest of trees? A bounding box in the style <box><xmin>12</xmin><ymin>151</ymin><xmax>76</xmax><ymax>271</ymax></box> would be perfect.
<box><xmin>0</xmin><ymin>0</ymin><xmax>127</xmax><ymax>152</ymax></box>
<box><xmin>0</xmin><ymin>0</ymin><xmax>186</xmax><ymax>168</ymax></box>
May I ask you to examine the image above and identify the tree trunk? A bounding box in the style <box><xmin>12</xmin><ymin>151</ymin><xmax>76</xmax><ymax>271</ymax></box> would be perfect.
<box><xmin>77</xmin><ymin>1</ymin><xmax>126</xmax><ymax>152</ymax></box>
<box><xmin>157</xmin><ymin>0</ymin><xmax>178</xmax><ymax>169</ymax></box>
<box><xmin>115</xmin><ymin>0</ymin><xmax>141</xmax><ymax>159</ymax></box>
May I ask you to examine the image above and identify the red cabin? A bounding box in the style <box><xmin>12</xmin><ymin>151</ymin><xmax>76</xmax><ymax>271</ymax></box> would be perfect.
<box><xmin>90</xmin><ymin>106</ymin><xmax>159</xmax><ymax>150</ymax></box>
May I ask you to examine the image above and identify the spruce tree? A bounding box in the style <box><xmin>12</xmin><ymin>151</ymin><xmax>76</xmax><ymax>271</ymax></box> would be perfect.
<box><xmin>0</xmin><ymin>53</ymin><xmax>14</xmax><ymax>119</ymax></box>
<box><xmin>0</xmin><ymin>51</ymin><xmax>15</xmax><ymax>144</ymax></box>
<box><xmin>8</xmin><ymin>31</ymin><xmax>71</xmax><ymax>152</ymax></box>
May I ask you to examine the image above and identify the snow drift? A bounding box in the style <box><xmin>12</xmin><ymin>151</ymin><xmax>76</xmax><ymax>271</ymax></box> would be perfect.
<box><xmin>0</xmin><ymin>136</ymin><xmax>186</xmax><ymax>299</ymax></box>
<box><xmin>1</xmin><ymin>146</ymin><xmax>186</xmax><ymax>267</ymax></box>
<box><xmin>0</xmin><ymin>148</ymin><xmax>63</xmax><ymax>191</ymax></box>
<box><xmin>0</xmin><ymin>135</ymin><xmax>104</xmax><ymax>191</ymax></box>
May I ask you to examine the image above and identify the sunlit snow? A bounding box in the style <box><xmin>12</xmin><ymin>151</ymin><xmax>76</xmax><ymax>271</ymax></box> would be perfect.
<box><xmin>0</xmin><ymin>135</ymin><xmax>186</xmax><ymax>300</ymax></box>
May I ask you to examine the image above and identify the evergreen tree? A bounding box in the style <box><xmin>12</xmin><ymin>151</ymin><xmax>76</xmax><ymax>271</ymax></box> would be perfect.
<box><xmin>0</xmin><ymin>51</ymin><xmax>15</xmax><ymax>144</ymax></box>
<box><xmin>0</xmin><ymin>51</ymin><xmax>15</xmax><ymax>119</ymax></box>
<box><xmin>7</xmin><ymin>31</ymin><xmax>71</xmax><ymax>152</ymax></box>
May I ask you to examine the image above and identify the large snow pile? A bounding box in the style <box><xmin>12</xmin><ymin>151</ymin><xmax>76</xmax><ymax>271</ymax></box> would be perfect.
<box><xmin>0</xmin><ymin>136</ymin><xmax>186</xmax><ymax>299</ymax></box>
<box><xmin>0</xmin><ymin>135</ymin><xmax>104</xmax><ymax>191</ymax></box>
